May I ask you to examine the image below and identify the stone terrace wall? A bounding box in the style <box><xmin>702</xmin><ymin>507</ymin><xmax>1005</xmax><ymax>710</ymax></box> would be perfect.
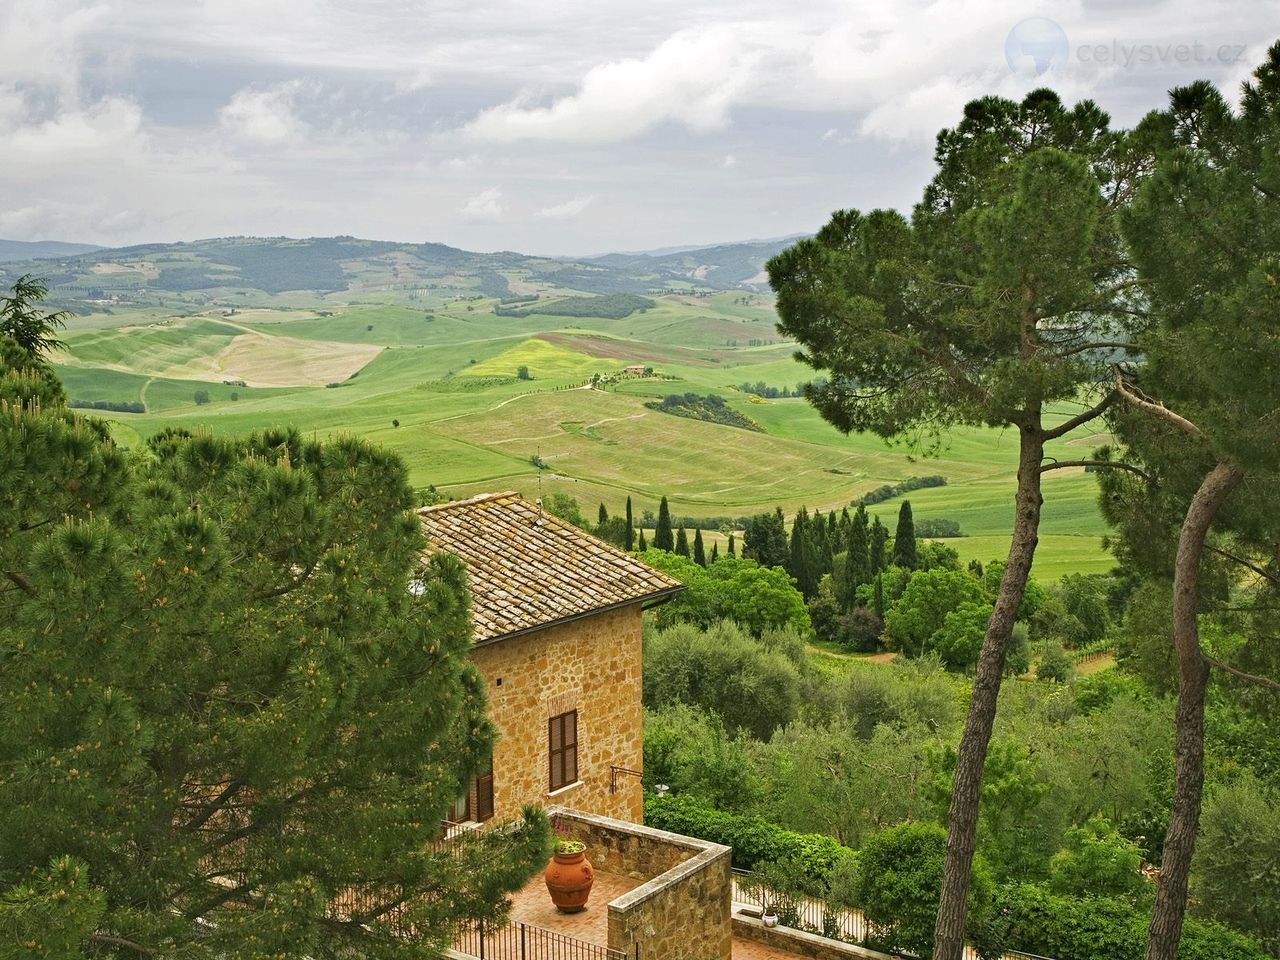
<box><xmin>550</xmin><ymin>807</ymin><xmax>733</xmax><ymax>960</ymax></box>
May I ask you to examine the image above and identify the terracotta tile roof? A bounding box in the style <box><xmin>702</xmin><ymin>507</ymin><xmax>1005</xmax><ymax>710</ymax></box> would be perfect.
<box><xmin>418</xmin><ymin>491</ymin><xmax>684</xmax><ymax>644</ymax></box>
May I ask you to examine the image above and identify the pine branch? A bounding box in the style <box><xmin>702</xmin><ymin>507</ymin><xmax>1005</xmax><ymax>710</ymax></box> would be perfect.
<box><xmin>1113</xmin><ymin>369</ymin><xmax>1204</xmax><ymax>438</ymax></box>
<box><xmin>1207</xmin><ymin>546</ymin><xmax>1280</xmax><ymax>586</ymax></box>
<box><xmin>1043</xmin><ymin>391</ymin><xmax>1117</xmax><ymax>440</ymax></box>
<box><xmin>1038</xmin><ymin>459</ymin><xmax>1152</xmax><ymax>481</ymax></box>
<box><xmin>88</xmin><ymin>934</ymin><xmax>155</xmax><ymax>956</ymax></box>
<box><xmin>1204</xmin><ymin>656</ymin><xmax>1280</xmax><ymax>692</ymax></box>
<box><xmin>4</xmin><ymin>570</ymin><xmax>34</xmax><ymax>595</ymax></box>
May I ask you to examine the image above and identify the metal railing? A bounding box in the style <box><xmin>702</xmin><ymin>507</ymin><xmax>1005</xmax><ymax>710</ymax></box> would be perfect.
<box><xmin>732</xmin><ymin>868</ymin><xmax>1060</xmax><ymax>960</ymax></box>
<box><xmin>452</xmin><ymin>919</ymin><xmax>628</xmax><ymax>960</ymax></box>
<box><xmin>732</xmin><ymin>868</ymin><xmax>867</xmax><ymax>943</ymax></box>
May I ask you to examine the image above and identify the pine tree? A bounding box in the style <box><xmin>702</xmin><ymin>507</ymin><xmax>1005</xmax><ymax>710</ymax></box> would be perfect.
<box><xmin>675</xmin><ymin>526</ymin><xmax>690</xmax><ymax>557</ymax></box>
<box><xmin>843</xmin><ymin>505</ymin><xmax>871</xmax><ymax>610</ymax></box>
<box><xmin>770</xmin><ymin>89</ymin><xmax>1152</xmax><ymax>958</ymax></box>
<box><xmin>655</xmin><ymin>496</ymin><xmax>674</xmax><ymax>551</ymax></box>
<box><xmin>727</xmin><ymin>533</ymin><xmax>736</xmax><ymax>556</ymax></box>
<box><xmin>638</xmin><ymin>528</ymin><xmax>648</xmax><ymax>551</ymax></box>
<box><xmin>870</xmin><ymin>515</ymin><xmax>888</xmax><ymax>573</ymax></box>
<box><xmin>710</xmin><ymin>542</ymin><xmax>719</xmax><ymax>563</ymax></box>
<box><xmin>598</xmin><ymin>502</ymin><xmax>609</xmax><ymax>526</ymax></box>
<box><xmin>893</xmin><ymin>500</ymin><xmax>918</xmax><ymax>570</ymax></box>
<box><xmin>0</xmin><ymin>280</ymin><xmax>551</xmax><ymax>954</ymax></box>
<box><xmin>693</xmin><ymin>528</ymin><xmax>707</xmax><ymax>566</ymax></box>
<box><xmin>625</xmin><ymin>496</ymin><xmax>634</xmax><ymax>551</ymax></box>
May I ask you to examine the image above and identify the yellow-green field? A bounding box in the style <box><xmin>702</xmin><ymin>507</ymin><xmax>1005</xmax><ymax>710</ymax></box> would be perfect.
<box><xmin>50</xmin><ymin>290</ymin><xmax>1120</xmax><ymax>579</ymax></box>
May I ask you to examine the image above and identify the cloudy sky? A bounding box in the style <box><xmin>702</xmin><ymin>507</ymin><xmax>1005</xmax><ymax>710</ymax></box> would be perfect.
<box><xmin>3</xmin><ymin>0</ymin><xmax>1277</xmax><ymax>254</ymax></box>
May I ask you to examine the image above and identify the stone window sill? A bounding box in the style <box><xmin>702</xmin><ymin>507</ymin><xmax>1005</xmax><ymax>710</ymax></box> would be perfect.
<box><xmin>547</xmin><ymin>780</ymin><xmax>584</xmax><ymax>799</ymax></box>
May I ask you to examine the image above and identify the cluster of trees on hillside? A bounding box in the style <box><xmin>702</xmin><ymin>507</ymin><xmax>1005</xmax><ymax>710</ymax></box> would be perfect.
<box><xmin>738</xmin><ymin>381</ymin><xmax>806</xmax><ymax>399</ymax></box>
<box><xmin>644</xmin><ymin>392</ymin><xmax>764</xmax><ymax>431</ymax></box>
<box><xmin>0</xmin><ymin>277</ymin><xmax>550</xmax><ymax>954</ymax></box>
<box><xmin>493</xmin><ymin>293</ymin><xmax>655</xmax><ymax>319</ymax></box>
<box><xmin>858</xmin><ymin>475</ymin><xmax>947</xmax><ymax>506</ymax></box>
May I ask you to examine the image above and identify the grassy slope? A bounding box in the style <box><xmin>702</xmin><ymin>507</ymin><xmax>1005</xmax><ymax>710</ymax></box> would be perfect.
<box><xmin>51</xmin><ymin>297</ymin><xmax>1117</xmax><ymax>579</ymax></box>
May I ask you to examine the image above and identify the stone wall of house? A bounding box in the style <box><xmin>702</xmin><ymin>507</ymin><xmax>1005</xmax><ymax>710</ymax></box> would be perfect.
<box><xmin>550</xmin><ymin>807</ymin><xmax>733</xmax><ymax>960</ymax></box>
<box><xmin>469</xmin><ymin>603</ymin><xmax>644</xmax><ymax>825</ymax></box>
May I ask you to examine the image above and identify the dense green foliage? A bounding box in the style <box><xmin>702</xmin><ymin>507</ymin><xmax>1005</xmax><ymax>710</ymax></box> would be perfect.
<box><xmin>639</xmin><ymin>550</ymin><xmax>810</xmax><ymax>636</ymax></box>
<box><xmin>643</xmin><ymin>620</ymin><xmax>807</xmax><ymax>739</ymax></box>
<box><xmin>643</xmin><ymin>794</ymin><xmax>852</xmax><ymax>877</ymax></box>
<box><xmin>0</xmin><ymin>283</ymin><xmax>549</xmax><ymax>955</ymax></box>
<box><xmin>850</xmin><ymin>822</ymin><xmax>994</xmax><ymax>958</ymax></box>
<box><xmin>991</xmin><ymin>884</ymin><xmax>1267</xmax><ymax>960</ymax></box>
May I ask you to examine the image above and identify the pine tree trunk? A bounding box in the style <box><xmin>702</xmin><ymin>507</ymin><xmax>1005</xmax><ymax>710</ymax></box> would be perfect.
<box><xmin>1143</xmin><ymin>459</ymin><xmax>1243</xmax><ymax>960</ymax></box>
<box><xmin>932</xmin><ymin>424</ymin><xmax>1044</xmax><ymax>960</ymax></box>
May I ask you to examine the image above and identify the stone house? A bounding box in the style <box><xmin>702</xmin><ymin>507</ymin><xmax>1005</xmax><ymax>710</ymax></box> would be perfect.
<box><xmin>418</xmin><ymin>491</ymin><xmax>683</xmax><ymax>826</ymax></box>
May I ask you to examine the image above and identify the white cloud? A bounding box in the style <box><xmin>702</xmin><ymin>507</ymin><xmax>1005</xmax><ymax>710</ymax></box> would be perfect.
<box><xmin>537</xmin><ymin>195</ymin><xmax>596</xmax><ymax>219</ymax></box>
<box><xmin>463</xmin><ymin>23</ymin><xmax>774</xmax><ymax>143</ymax></box>
<box><xmin>722</xmin><ymin>154</ymin><xmax>737</xmax><ymax>168</ymax></box>
<box><xmin>219</xmin><ymin>81</ymin><xmax>311</xmax><ymax>144</ymax></box>
<box><xmin>460</xmin><ymin>187</ymin><xmax>503</xmax><ymax>219</ymax></box>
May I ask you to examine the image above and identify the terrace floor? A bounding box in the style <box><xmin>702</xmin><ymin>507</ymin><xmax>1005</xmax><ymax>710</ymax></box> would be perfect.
<box><xmin>503</xmin><ymin>872</ymin><xmax>809</xmax><ymax>960</ymax></box>
<box><xmin>507</xmin><ymin>869</ymin><xmax>641</xmax><ymax>946</ymax></box>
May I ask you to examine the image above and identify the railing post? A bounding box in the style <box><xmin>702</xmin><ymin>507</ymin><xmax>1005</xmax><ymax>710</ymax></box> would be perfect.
<box><xmin>479</xmin><ymin>919</ymin><xmax>485</xmax><ymax>960</ymax></box>
<box><xmin>520</xmin><ymin>921</ymin><xmax>526</xmax><ymax>960</ymax></box>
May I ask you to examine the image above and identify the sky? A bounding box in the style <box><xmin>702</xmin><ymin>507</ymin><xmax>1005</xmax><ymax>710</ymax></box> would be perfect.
<box><xmin>2</xmin><ymin>0</ymin><xmax>1277</xmax><ymax>255</ymax></box>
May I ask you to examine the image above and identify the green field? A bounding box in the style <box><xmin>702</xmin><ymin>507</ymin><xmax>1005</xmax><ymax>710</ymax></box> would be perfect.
<box><xmin>42</xmin><ymin>262</ymin><xmax>1119</xmax><ymax>580</ymax></box>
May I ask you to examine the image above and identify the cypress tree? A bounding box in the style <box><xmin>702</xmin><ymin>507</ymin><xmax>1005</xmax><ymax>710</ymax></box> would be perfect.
<box><xmin>843</xmin><ymin>505</ymin><xmax>871</xmax><ymax>610</ymax></box>
<box><xmin>728</xmin><ymin>533</ymin><xmax>736</xmax><ymax>556</ymax></box>
<box><xmin>788</xmin><ymin>508</ymin><xmax>819</xmax><ymax>598</ymax></box>
<box><xmin>874</xmin><ymin>572</ymin><xmax>885</xmax><ymax>618</ymax></box>
<box><xmin>675</xmin><ymin>526</ymin><xmax>690</xmax><ymax>557</ymax></box>
<box><xmin>693</xmin><ymin>528</ymin><xmax>707</xmax><ymax>566</ymax></box>
<box><xmin>638</xmin><ymin>529</ymin><xmax>648</xmax><ymax>551</ymax></box>
<box><xmin>625</xmin><ymin>496</ymin><xmax>634</xmax><ymax>550</ymax></box>
<box><xmin>893</xmin><ymin>500</ymin><xmax>918</xmax><ymax>570</ymax></box>
<box><xmin>655</xmin><ymin>496</ymin><xmax>674</xmax><ymax>551</ymax></box>
<box><xmin>710</xmin><ymin>542</ymin><xmax>719</xmax><ymax>563</ymax></box>
<box><xmin>870</xmin><ymin>515</ymin><xmax>888</xmax><ymax>573</ymax></box>
<box><xmin>598</xmin><ymin>502</ymin><xmax>609</xmax><ymax>526</ymax></box>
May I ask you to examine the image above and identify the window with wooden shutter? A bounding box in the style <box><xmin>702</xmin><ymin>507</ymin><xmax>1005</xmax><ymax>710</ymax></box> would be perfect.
<box><xmin>475</xmin><ymin>756</ymin><xmax>494</xmax><ymax>822</ymax></box>
<box><xmin>548</xmin><ymin>710</ymin><xmax>578</xmax><ymax>791</ymax></box>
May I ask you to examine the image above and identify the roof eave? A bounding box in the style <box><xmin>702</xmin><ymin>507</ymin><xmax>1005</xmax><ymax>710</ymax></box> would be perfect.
<box><xmin>471</xmin><ymin>582</ymin><xmax>686</xmax><ymax>649</ymax></box>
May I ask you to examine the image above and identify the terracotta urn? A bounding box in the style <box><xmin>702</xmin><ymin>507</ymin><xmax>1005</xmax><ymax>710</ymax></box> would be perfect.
<box><xmin>544</xmin><ymin>848</ymin><xmax>594</xmax><ymax>913</ymax></box>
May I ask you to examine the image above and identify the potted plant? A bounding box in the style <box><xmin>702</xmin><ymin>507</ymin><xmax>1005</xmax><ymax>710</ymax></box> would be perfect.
<box><xmin>543</xmin><ymin>821</ymin><xmax>594</xmax><ymax>913</ymax></box>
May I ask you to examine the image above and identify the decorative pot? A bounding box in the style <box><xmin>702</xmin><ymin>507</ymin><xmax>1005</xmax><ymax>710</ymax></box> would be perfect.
<box><xmin>544</xmin><ymin>850</ymin><xmax>594</xmax><ymax>913</ymax></box>
<box><xmin>762</xmin><ymin>910</ymin><xmax>779</xmax><ymax>928</ymax></box>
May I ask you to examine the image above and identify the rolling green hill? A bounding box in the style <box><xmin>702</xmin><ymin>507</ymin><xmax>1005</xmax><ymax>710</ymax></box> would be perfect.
<box><xmin>4</xmin><ymin>234</ymin><xmax>1120</xmax><ymax>579</ymax></box>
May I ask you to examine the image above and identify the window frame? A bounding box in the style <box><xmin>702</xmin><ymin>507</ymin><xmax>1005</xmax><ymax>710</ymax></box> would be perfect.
<box><xmin>548</xmin><ymin>710</ymin><xmax>579</xmax><ymax>792</ymax></box>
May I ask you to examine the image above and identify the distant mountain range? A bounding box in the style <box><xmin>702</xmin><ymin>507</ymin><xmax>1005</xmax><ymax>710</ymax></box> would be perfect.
<box><xmin>0</xmin><ymin>239</ymin><xmax>103</xmax><ymax>261</ymax></box>
<box><xmin>0</xmin><ymin>234</ymin><xmax>801</xmax><ymax>302</ymax></box>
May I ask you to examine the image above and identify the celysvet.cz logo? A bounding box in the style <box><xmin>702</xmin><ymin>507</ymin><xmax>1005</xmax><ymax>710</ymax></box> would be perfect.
<box><xmin>1005</xmin><ymin>18</ymin><xmax>1249</xmax><ymax>77</ymax></box>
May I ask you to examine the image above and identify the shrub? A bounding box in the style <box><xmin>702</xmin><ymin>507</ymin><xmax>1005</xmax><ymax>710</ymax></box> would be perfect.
<box><xmin>992</xmin><ymin>883</ymin><xmax>1267</xmax><ymax>960</ymax></box>
<box><xmin>643</xmin><ymin>793</ymin><xmax>852</xmax><ymax>881</ymax></box>
<box><xmin>1036</xmin><ymin>641</ymin><xmax>1076</xmax><ymax>683</ymax></box>
<box><xmin>849</xmin><ymin>821</ymin><xmax>993</xmax><ymax>958</ymax></box>
<box><xmin>193</xmin><ymin>389</ymin><xmax>210</xmax><ymax>405</ymax></box>
<box><xmin>1047</xmin><ymin>816</ymin><xmax>1149</xmax><ymax>904</ymax></box>
<box><xmin>643</xmin><ymin>620</ymin><xmax>801</xmax><ymax>739</ymax></box>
